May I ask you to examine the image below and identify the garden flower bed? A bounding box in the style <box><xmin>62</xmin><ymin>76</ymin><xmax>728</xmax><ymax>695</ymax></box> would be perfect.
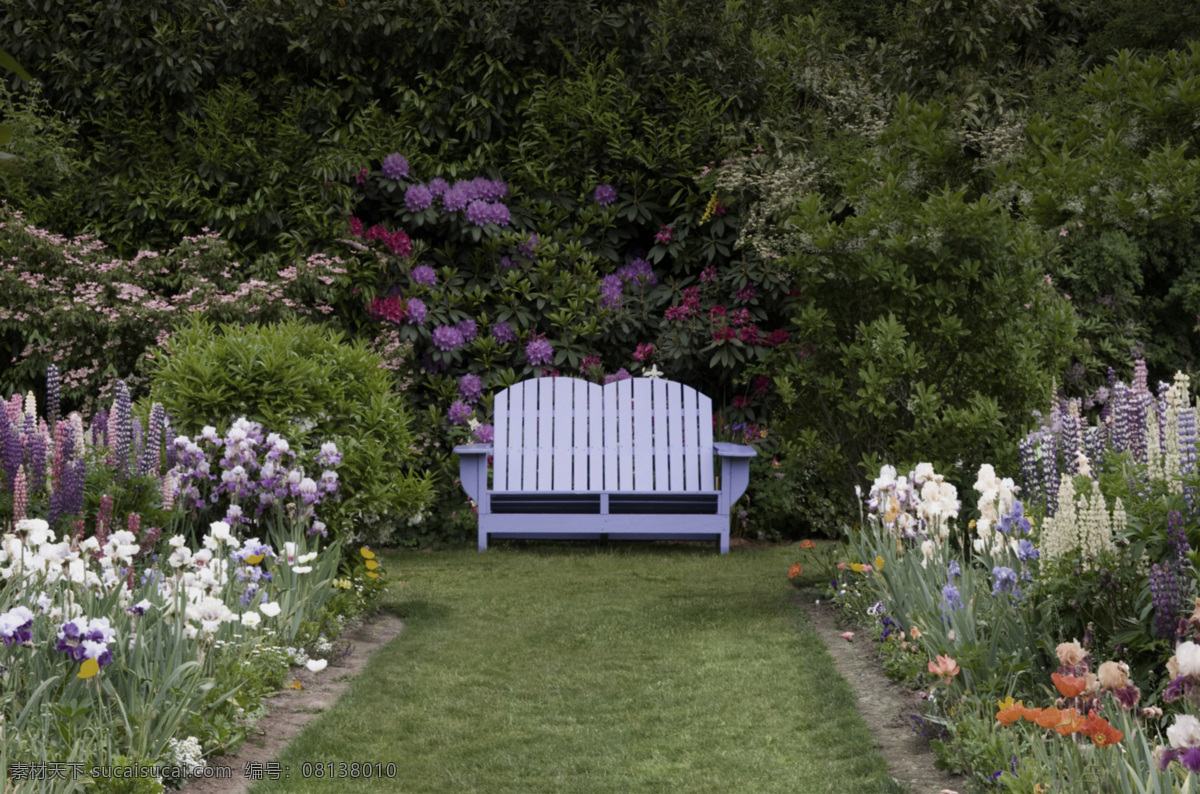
<box><xmin>792</xmin><ymin>364</ymin><xmax>1200</xmax><ymax>792</ymax></box>
<box><xmin>0</xmin><ymin>377</ymin><xmax>388</xmax><ymax>793</ymax></box>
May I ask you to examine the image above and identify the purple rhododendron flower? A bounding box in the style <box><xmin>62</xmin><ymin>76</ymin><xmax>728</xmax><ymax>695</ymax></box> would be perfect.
<box><xmin>428</xmin><ymin>177</ymin><xmax>449</xmax><ymax>198</ymax></box>
<box><xmin>492</xmin><ymin>321</ymin><xmax>516</xmax><ymax>344</ymax></box>
<box><xmin>526</xmin><ymin>338</ymin><xmax>553</xmax><ymax>366</ymax></box>
<box><xmin>474</xmin><ymin>423</ymin><xmax>495</xmax><ymax>444</ymax></box>
<box><xmin>405</xmin><ymin>183</ymin><xmax>433</xmax><ymax>212</ymax></box>
<box><xmin>448</xmin><ymin>400</ymin><xmax>472</xmax><ymax>426</ymax></box>
<box><xmin>411</xmin><ymin>265</ymin><xmax>437</xmax><ymax>287</ymax></box>
<box><xmin>442</xmin><ymin>183</ymin><xmax>470</xmax><ymax>211</ymax></box>
<box><xmin>382</xmin><ymin>153</ymin><xmax>410</xmax><ymax>180</ymax></box>
<box><xmin>594</xmin><ymin>184</ymin><xmax>618</xmax><ymax>205</ymax></box>
<box><xmin>465</xmin><ymin>199</ymin><xmax>511</xmax><ymax>227</ymax></box>
<box><xmin>599</xmin><ymin>274</ymin><xmax>623</xmax><ymax>309</ymax></box>
<box><xmin>459</xmin><ymin>373</ymin><xmax>483</xmax><ymax>404</ymax></box>
<box><xmin>603</xmin><ymin>368</ymin><xmax>632</xmax><ymax>384</ymax></box>
<box><xmin>431</xmin><ymin>325</ymin><xmax>465</xmax><ymax>351</ymax></box>
<box><xmin>518</xmin><ymin>234</ymin><xmax>539</xmax><ymax>258</ymax></box>
<box><xmin>406</xmin><ymin>298</ymin><xmax>427</xmax><ymax>325</ymax></box>
<box><xmin>457</xmin><ymin>318</ymin><xmax>478</xmax><ymax>342</ymax></box>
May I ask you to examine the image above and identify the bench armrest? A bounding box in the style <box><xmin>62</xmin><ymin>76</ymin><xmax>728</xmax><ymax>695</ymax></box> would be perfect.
<box><xmin>454</xmin><ymin>445</ymin><xmax>493</xmax><ymax>505</ymax></box>
<box><xmin>454</xmin><ymin>444</ymin><xmax>494</xmax><ymax>455</ymax></box>
<box><xmin>713</xmin><ymin>442</ymin><xmax>757</xmax><ymax>458</ymax></box>
<box><xmin>715</xmin><ymin>443</ymin><xmax>755</xmax><ymax>511</ymax></box>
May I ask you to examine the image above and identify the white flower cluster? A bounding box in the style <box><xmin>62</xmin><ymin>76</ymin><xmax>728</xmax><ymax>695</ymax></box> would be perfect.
<box><xmin>0</xmin><ymin>518</ymin><xmax>139</xmax><ymax>595</ymax></box>
<box><xmin>867</xmin><ymin>463</ymin><xmax>959</xmax><ymax>552</ymax></box>
<box><xmin>164</xmin><ymin>735</ymin><xmax>205</xmax><ymax>772</ymax></box>
<box><xmin>1039</xmin><ymin>477</ymin><xmax>1123</xmax><ymax>566</ymax></box>
<box><xmin>972</xmin><ymin>464</ymin><xmax>1019</xmax><ymax>556</ymax></box>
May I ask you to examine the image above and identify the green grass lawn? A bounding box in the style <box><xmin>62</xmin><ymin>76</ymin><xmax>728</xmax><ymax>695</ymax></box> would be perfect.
<box><xmin>248</xmin><ymin>541</ymin><xmax>906</xmax><ymax>794</ymax></box>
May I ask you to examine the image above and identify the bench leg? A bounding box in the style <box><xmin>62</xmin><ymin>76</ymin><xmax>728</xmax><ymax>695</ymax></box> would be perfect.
<box><xmin>478</xmin><ymin>529</ymin><xmax>488</xmax><ymax>552</ymax></box>
<box><xmin>719</xmin><ymin>530</ymin><xmax>729</xmax><ymax>554</ymax></box>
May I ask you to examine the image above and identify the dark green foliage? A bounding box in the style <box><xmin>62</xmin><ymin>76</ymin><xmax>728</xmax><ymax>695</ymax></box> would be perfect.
<box><xmin>145</xmin><ymin>318</ymin><xmax>434</xmax><ymax>544</ymax></box>
<box><xmin>765</xmin><ymin>100</ymin><xmax>1078</xmax><ymax>492</ymax></box>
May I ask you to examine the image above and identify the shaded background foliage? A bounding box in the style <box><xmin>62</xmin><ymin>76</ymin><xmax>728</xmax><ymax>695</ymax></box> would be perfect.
<box><xmin>2</xmin><ymin>0</ymin><xmax>1199</xmax><ymax>541</ymax></box>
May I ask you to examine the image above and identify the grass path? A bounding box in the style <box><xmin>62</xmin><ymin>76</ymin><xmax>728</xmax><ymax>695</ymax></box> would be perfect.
<box><xmin>249</xmin><ymin>542</ymin><xmax>906</xmax><ymax>794</ymax></box>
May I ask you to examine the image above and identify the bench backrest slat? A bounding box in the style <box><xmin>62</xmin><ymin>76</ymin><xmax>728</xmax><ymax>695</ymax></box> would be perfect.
<box><xmin>490</xmin><ymin>376</ymin><xmax>713</xmax><ymax>492</ymax></box>
<box><xmin>632</xmin><ymin>378</ymin><xmax>653</xmax><ymax>491</ymax></box>
<box><xmin>666</xmin><ymin>380</ymin><xmax>685</xmax><ymax>492</ymax></box>
<box><xmin>650</xmin><ymin>378</ymin><xmax>670</xmax><ymax>492</ymax></box>
<box><xmin>614</xmin><ymin>378</ymin><xmax>633</xmax><ymax>490</ymax></box>
<box><xmin>552</xmin><ymin>378</ymin><xmax>573</xmax><ymax>489</ymax></box>
<box><xmin>697</xmin><ymin>389</ymin><xmax>715</xmax><ymax>490</ymax></box>
<box><xmin>494</xmin><ymin>384</ymin><xmax>511</xmax><ymax>490</ymax></box>
<box><xmin>681</xmin><ymin>383</ymin><xmax>699</xmax><ymax>490</ymax></box>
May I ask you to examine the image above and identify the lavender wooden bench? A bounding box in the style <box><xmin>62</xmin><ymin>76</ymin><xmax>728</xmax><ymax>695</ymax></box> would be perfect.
<box><xmin>454</xmin><ymin>376</ymin><xmax>755</xmax><ymax>554</ymax></box>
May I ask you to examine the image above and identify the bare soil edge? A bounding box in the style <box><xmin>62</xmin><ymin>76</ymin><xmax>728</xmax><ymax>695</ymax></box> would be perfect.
<box><xmin>792</xmin><ymin>589</ymin><xmax>966</xmax><ymax>794</ymax></box>
<box><xmin>179</xmin><ymin>613</ymin><xmax>406</xmax><ymax>794</ymax></box>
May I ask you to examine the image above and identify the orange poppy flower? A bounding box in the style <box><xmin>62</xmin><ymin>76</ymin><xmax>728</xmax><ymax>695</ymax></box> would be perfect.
<box><xmin>996</xmin><ymin>702</ymin><xmax>1025</xmax><ymax>726</ymax></box>
<box><xmin>788</xmin><ymin>563</ymin><xmax>803</xmax><ymax>579</ymax></box>
<box><xmin>1080</xmin><ymin>711</ymin><xmax>1123</xmax><ymax>747</ymax></box>
<box><xmin>800</xmin><ymin>539</ymin><xmax>817</xmax><ymax>550</ymax></box>
<box><xmin>1033</xmin><ymin>707</ymin><xmax>1064</xmax><ymax>729</ymax></box>
<box><xmin>1052</xmin><ymin>673</ymin><xmax>1088</xmax><ymax>698</ymax></box>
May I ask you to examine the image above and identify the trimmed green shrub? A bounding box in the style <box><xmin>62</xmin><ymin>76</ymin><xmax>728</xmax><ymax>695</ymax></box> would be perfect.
<box><xmin>145</xmin><ymin>317</ymin><xmax>433</xmax><ymax>545</ymax></box>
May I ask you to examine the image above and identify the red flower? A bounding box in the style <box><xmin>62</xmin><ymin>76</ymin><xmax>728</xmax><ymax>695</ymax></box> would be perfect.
<box><xmin>732</xmin><ymin>396</ymin><xmax>750</xmax><ymax>409</ymax></box>
<box><xmin>799</xmin><ymin>539</ymin><xmax>816</xmax><ymax>550</ymax></box>
<box><xmin>766</xmin><ymin>329</ymin><xmax>789</xmax><ymax>347</ymax></box>
<box><xmin>788</xmin><ymin>563</ymin><xmax>803</xmax><ymax>579</ymax></box>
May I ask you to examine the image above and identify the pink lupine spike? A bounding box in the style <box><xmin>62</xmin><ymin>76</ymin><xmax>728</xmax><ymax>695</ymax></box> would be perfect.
<box><xmin>12</xmin><ymin>466</ymin><xmax>27</xmax><ymax>522</ymax></box>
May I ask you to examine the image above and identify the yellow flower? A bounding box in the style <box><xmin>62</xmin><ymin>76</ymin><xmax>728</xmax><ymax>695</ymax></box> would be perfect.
<box><xmin>290</xmin><ymin>681</ymin><xmax>303</xmax><ymax>690</ymax></box>
<box><xmin>244</xmin><ymin>553</ymin><xmax>264</xmax><ymax>565</ymax></box>
<box><xmin>969</xmin><ymin>519</ymin><xmax>977</xmax><ymax>529</ymax></box>
<box><xmin>78</xmin><ymin>658</ymin><xmax>99</xmax><ymax>679</ymax></box>
<box><xmin>998</xmin><ymin>696</ymin><xmax>1015</xmax><ymax>711</ymax></box>
<box><xmin>366</xmin><ymin>571</ymin><xmax>380</xmax><ymax>579</ymax></box>
<box><xmin>850</xmin><ymin>563</ymin><xmax>865</xmax><ymax>573</ymax></box>
<box><xmin>332</xmin><ymin>578</ymin><xmax>352</xmax><ymax>590</ymax></box>
<box><xmin>365</xmin><ymin>560</ymin><xmax>380</xmax><ymax>571</ymax></box>
<box><xmin>874</xmin><ymin>556</ymin><xmax>884</xmax><ymax>571</ymax></box>
<box><xmin>360</xmin><ymin>547</ymin><xmax>376</xmax><ymax>560</ymax></box>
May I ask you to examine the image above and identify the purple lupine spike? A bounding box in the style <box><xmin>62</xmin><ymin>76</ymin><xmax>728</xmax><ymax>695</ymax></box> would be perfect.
<box><xmin>1111</xmin><ymin>382</ymin><xmax>1129</xmax><ymax>454</ymax></box>
<box><xmin>132</xmin><ymin>416</ymin><xmax>143</xmax><ymax>471</ymax></box>
<box><xmin>1133</xmin><ymin>359</ymin><xmax>1149</xmax><ymax>393</ymax></box>
<box><xmin>45</xmin><ymin>364</ymin><xmax>60</xmax><ymax>430</ymax></box>
<box><xmin>91</xmin><ymin>406</ymin><xmax>108</xmax><ymax>448</ymax></box>
<box><xmin>1018</xmin><ymin>436</ymin><xmax>1043</xmax><ymax>512</ymax></box>
<box><xmin>1150</xmin><ymin>560</ymin><xmax>1185</xmax><ymax>639</ymax></box>
<box><xmin>1084</xmin><ymin>426</ymin><xmax>1105</xmax><ymax>477</ymax></box>
<box><xmin>112</xmin><ymin>381</ymin><xmax>132</xmax><ymax>479</ymax></box>
<box><xmin>1061</xmin><ymin>408</ymin><xmax>1080</xmax><ymax>476</ymax></box>
<box><xmin>67</xmin><ymin>458</ymin><xmax>86</xmax><ymax>517</ymax></box>
<box><xmin>1040</xmin><ymin>434</ymin><xmax>1060</xmax><ymax>517</ymax></box>
<box><xmin>28</xmin><ymin>431</ymin><xmax>46</xmax><ymax>494</ymax></box>
<box><xmin>0</xmin><ymin>419</ymin><xmax>18</xmax><ymax>492</ymax></box>
<box><xmin>1131</xmin><ymin>391</ymin><xmax>1153</xmax><ymax>464</ymax></box>
<box><xmin>139</xmin><ymin>404</ymin><xmax>164</xmax><ymax>476</ymax></box>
